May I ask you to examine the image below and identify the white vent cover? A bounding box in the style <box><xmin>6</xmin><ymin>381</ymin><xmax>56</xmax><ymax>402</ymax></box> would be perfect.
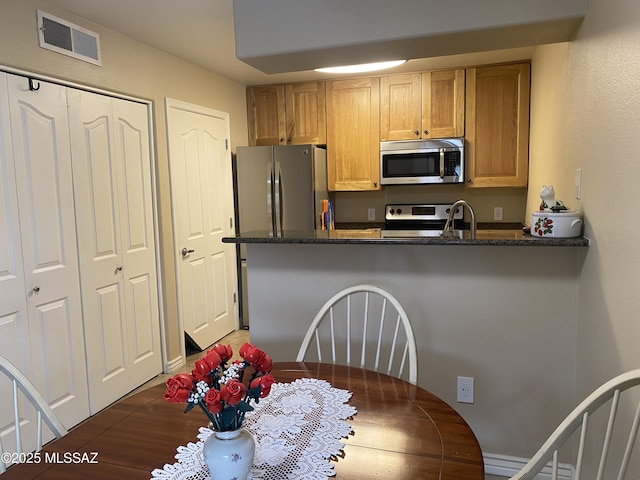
<box><xmin>37</xmin><ymin>10</ymin><xmax>102</xmax><ymax>66</ymax></box>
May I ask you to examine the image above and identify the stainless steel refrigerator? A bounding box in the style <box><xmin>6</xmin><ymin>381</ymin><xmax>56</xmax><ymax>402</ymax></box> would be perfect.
<box><xmin>233</xmin><ymin>144</ymin><xmax>328</xmax><ymax>327</ymax></box>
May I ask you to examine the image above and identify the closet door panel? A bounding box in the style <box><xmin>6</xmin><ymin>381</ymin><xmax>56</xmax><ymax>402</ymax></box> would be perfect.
<box><xmin>68</xmin><ymin>91</ymin><xmax>161</xmax><ymax>411</ymax></box>
<box><xmin>6</xmin><ymin>74</ymin><xmax>89</xmax><ymax>428</ymax></box>
<box><xmin>113</xmin><ymin>98</ymin><xmax>161</xmax><ymax>387</ymax></box>
<box><xmin>0</xmin><ymin>73</ymin><xmax>29</xmax><ymax>351</ymax></box>
<box><xmin>67</xmin><ymin>89</ymin><xmax>130</xmax><ymax>412</ymax></box>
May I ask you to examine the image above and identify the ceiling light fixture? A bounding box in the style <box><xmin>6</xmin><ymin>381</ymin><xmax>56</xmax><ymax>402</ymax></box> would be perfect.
<box><xmin>315</xmin><ymin>60</ymin><xmax>406</xmax><ymax>74</ymax></box>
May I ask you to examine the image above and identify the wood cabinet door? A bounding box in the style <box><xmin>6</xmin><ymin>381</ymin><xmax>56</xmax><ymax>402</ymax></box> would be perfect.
<box><xmin>247</xmin><ymin>85</ymin><xmax>286</xmax><ymax>146</ymax></box>
<box><xmin>465</xmin><ymin>63</ymin><xmax>530</xmax><ymax>188</ymax></box>
<box><xmin>422</xmin><ymin>69</ymin><xmax>465</xmax><ymax>138</ymax></box>
<box><xmin>285</xmin><ymin>82</ymin><xmax>326</xmax><ymax>144</ymax></box>
<box><xmin>326</xmin><ymin>77</ymin><xmax>380</xmax><ymax>191</ymax></box>
<box><xmin>380</xmin><ymin>73</ymin><xmax>421</xmax><ymax>141</ymax></box>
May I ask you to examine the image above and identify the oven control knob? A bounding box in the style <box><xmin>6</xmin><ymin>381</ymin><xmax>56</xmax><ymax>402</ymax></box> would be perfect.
<box><xmin>446</xmin><ymin>208</ymin><xmax>451</xmax><ymax>213</ymax></box>
<box><xmin>397</xmin><ymin>208</ymin><xmax>402</xmax><ymax>215</ymax></box>
<box><xmin>389</xmin><ymin>209</ymin><xmax>395</xmax><ymax>215</ymax></box>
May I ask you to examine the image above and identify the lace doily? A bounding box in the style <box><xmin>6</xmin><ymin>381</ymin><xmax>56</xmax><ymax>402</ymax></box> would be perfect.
<box><xmin>151</xmin><ymin>378</ymin><xmax>357</xmax><ymax>480</ymax></box>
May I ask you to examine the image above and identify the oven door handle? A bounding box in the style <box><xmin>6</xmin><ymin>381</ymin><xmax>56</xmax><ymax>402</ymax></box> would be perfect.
<box><xmin>439</xmin><ymin>148</ymin><xmax>445</xmax><ymax>178</ymax></box>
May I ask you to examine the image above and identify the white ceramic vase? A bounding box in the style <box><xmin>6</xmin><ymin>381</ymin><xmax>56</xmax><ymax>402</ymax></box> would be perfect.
<box><xmin>202</xmin><ymin>428</ymin><xmax>255</xmax><ymax>480</ymax></box>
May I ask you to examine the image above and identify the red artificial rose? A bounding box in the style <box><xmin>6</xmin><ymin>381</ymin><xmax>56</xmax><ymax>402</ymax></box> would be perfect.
<box><xmin>195</xmin><ymin>350</ymin><xmax>222</xmax><ymax>376</ymax></box>
<box><xmin>204</xmin><ymin>389</ymin><xmax>224</xmax><ymax>414</ymax></box>
<box><xmin>212</xmin><ymin>344</ymin><xmax>232</xmax><ymax>362</ymax></box>
<box><xmin>253</xmin><ymin>353</ymin><xmax>272</xmax><ymax>373</ymax></box>
<box><xmin>250</xmin><ymin>373</ymin><xmax>275</xmax><ymax>398</ymax></box>
<box><xmin>240</xmin><ymin>342</ymin><xmax>265</xmax><ymax>364</ymax></box>
<box><xmin>163</xmin><ymin>374</ymin><xmax>193</xmax><ymax>403</ymax></box>
<box><xmin>220</xmin><ymin>379</ymin><xmax>246</xmax><ymax>406</ymax></box>
<box><xmin>202</xmin><ymin>349</ymin><xmax>223</xmax><ymax>370</ymax></box>
<box><xmin>191</xmin><ymin>368</ymin><xmax>210</xmax><ymax>384</ymax></box>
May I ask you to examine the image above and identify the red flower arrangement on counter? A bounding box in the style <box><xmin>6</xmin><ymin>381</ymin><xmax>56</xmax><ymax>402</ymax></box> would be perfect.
<box><xmin>163</xmin><ymin>342</ymin><xmax>275</xmax><ymax>431</ymax></box>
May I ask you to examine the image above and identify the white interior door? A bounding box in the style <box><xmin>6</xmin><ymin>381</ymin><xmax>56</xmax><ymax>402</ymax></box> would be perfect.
<box><xmin>166</xmin><ymin>99</ymin><xmax>237</xmax><ymax>350</ymax></box>
<box><xmin>6</xmin><ymin>74</ymin><xmax>89</xmax><ymax>428</ymax></box>
<box><xmin>68</xmin><ymin>89</ymin><xmax>161</xmax><ymax>413</ymax></box>
<box><xmin>0</xmin><ymin>73</ymin><xmax>39</xmax><ymax>454</ymax></box>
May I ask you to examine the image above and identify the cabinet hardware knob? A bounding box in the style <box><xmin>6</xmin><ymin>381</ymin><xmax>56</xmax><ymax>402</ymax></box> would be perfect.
<box><xmin>373</xmin><ymin>181</ymin><xmax>378</xmax><ymax>187</ymax></box>
<box><xmin>424</xmin><ymin>129</ymin><xmax>429</xmax><ymax>135</ymax></box>
<box><xmin>116</xmin><ymin>266</ymin><xmax>123</xmax><ymax>272</ymax></box>
<box><xmin>414</xmin><ymin>130</ymin><xmax>420</xmax><ymax>136</ymax></box>
<box><xmin>287</xmin><ymin>137</ymin><xmax>292</xmax><ymax>142</ymax></box>
<box><xmin>467</xmin><ymin>178</ymin><xmax>472</xmax><ymax>183</ymax></box>
<box><xmin>181</xmin><ymin>247</ymin><xmax>195</xmax><ymax>257</ymax></box>
<box><xmin>32</xmin><ymin>286</ymin><xmax>40</xmax><ymax>293</ymax></box>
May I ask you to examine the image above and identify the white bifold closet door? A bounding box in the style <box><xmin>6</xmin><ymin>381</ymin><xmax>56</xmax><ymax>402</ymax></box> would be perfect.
<box><xmin>68</xmin><ymin>89</ymin><xmax>162</xmax><ymax>414</ymax></box>
<box><xmin>0</xmin><ymin>73</ymin><xmax>90</xmax><ymax>451</ymax></box>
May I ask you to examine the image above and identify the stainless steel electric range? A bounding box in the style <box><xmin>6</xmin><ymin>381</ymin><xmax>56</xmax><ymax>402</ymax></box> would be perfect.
<box><xmin>381</xmin><ymin>203</ymin><xmax>465</xmax><ymax>238</ymax></box>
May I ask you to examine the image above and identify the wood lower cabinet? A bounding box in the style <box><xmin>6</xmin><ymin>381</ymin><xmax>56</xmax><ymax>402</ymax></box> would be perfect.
<box><xmin>380</xmin><ymin>69</ymin><xmax>464</xmax><ymax>141</ymax></box>
<box><xmin>465</xmin><ymin>63</ymin><xmax>530</xmax><ymax>187</ymax></box>
<box><xmin>326</xmin><ymin>77</ymin><xmax>380</xmax><ymax>191</ymax></box>
<box><xmin>247</xmin><ymin>82</ymin><xmax>326</xmax><ymax>145</ymax></box>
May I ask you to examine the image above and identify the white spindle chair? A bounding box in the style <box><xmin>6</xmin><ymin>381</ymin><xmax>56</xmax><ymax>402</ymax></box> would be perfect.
<box><xmin>296</xmin><ymin>285</ymin><xmax>418</xmax><ymax>384</ymax></box>
<box><xmin>0</xmin><ymin>355</ymin><xmax>68</xmax><ymax>473</ymax></box>
<box><xmin>510</xmin><ymin>369</ymin><xmax>640</xmax><ymax>480</ymax></box>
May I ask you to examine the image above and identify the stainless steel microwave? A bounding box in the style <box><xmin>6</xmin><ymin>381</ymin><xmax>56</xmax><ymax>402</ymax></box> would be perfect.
<box><xmin>380</xmin><ymin>138</ymin><xmax>464</xmax><ymax>185</ymax></box>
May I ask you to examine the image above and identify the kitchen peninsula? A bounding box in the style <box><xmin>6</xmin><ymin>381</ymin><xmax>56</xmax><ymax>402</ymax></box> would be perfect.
<box><xmin>223</xmin><ymin>230</ymin><xmax>588</xmax><ymax>459</ymax></box>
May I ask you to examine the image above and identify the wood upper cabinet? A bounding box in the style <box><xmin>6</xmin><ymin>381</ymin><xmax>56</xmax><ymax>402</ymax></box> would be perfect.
<box><xmin>247</xmin><ymin>82</ymin><xmax>326</xmax><ymax>145</ymax></box>
<box><xmin>465</xmin><ymin>63</ymin><xmax>530</xmax><ymax>188</ymax></box>
<box><xmin>380</xmin><ymin>69</ymin><xmax>464</xmax><ymax>141</ymax></box>
<box><xmin>247</xmin><ymin>85</ymin><xmax>285</xmax><ymax>145</ymax></box>
<box><xmin>285</xmin><ymin>82</ymin><xmax>326</xmax><ymax>144</ymax></box>
<box><xmin>326</xmin><ymin>77</ymin><xmax>380</xmax><ymax>191</ymax></box>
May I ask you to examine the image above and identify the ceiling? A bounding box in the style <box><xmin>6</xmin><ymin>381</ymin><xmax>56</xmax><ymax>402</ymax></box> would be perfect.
<box><xmin>42</xmin><ymin>0</ymin><xmax>541</xmax><ymax>86</ymax></box>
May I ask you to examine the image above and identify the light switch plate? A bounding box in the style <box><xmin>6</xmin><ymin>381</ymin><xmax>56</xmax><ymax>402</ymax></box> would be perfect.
<box><xmin>575</xmin><ymin>168</ymin><xmax>582</xmax><ymax>199</ymax></box>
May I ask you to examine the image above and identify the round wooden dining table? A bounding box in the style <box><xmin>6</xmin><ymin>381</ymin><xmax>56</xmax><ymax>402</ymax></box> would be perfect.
<box><xmin>2</xmin><ymin>362</ymin><xmax>484</xmax><ymax>479</ymax></box>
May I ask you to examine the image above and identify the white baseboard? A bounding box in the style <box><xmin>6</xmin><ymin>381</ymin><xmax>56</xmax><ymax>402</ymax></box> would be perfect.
<box><xmin>483</xmin><ymin>452</ymin><xmax>574</xmax><ymax>480</ymax></box>
<box><xmin>165</xmin><ymin>355</ymin><xmax>186</xmax><ymax>374</ymax></box>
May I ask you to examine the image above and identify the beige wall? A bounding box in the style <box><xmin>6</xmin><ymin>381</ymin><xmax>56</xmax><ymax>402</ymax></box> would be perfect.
<box><xmin>530</xmin><ymin>0</ymin><xmax>640</xmax><ymax>474</ymax></box>
<box><xmin>0</xmin><ymin>0</ymin><xmax>249</xmax><ymax>365</ymax></box>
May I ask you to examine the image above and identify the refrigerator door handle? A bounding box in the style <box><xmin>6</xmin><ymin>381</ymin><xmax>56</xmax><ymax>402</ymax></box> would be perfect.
<box><xmin>274</xmin><ymin>161</ymin><xmax>283</xmax><ymax>233</ymax></box>
<box><xmin>267</xmin><ymin>163</ymin><xmax>273</xmax><ymax>223</ymax></box>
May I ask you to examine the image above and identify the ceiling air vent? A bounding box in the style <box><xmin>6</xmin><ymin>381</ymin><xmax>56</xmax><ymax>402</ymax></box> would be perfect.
<box><xmin>37</xmin><ymin>10</ymin><xmax>102</xmax><ymax>66</ymax></box>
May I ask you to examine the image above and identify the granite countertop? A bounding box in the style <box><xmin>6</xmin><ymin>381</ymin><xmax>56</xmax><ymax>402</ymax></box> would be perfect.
<box><xmin>222</xmin><ymin>228</ymin><xmax>590</xmax><ymax>247</ymax></box>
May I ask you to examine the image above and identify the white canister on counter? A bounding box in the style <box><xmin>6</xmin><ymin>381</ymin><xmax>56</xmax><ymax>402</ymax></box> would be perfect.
<box><xmin>531</xmin><ymin>211</ymin><xmax>583</xmax><ymax>238</ymax></box>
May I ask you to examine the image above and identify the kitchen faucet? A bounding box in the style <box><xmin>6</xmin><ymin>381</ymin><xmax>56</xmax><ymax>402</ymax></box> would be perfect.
<box><xmin>443</xmin><ymin>199</ymin><xmax>476</xmax><ymax>239</ymax></box>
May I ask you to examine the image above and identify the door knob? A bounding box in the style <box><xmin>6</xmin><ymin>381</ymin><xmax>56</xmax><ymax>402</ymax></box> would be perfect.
<box><xmin>32</xmin><ymin>286</ymin><xmax>40</xmax><ymax>293</ymax></box>
<box><xmin>181</xmin><ymin>247</ymin><xmax>195</xmax><ymax>257</ymax></box>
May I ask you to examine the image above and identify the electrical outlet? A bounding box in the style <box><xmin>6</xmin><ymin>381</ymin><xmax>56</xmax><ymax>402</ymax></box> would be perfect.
<box><xmin>367</xmin><ymin>208</ymin><xmax>375</xmax><ymax>221</ymax></box>
<box><xmin>457</xmin><ymin>376</ymin><xmax>474</xmax><ymax>404</ymax></box>
<box><xmin>493</xmin><ymin>207</ymin><xmax>503</xmax><ymax>221</ymax></box>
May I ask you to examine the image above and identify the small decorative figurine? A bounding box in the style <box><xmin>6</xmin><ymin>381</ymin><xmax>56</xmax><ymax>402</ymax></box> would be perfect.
<box><xmin>539</xmin><ymin>185</ymin><xmax>567</xmax><ymax>212</ymax></box>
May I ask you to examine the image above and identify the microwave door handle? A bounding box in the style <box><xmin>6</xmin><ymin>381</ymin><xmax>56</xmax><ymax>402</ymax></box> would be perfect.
<box><xmin>439</xmin><ymin>148</ymin><xmax>445</xmax><ymax>178</ymax></box>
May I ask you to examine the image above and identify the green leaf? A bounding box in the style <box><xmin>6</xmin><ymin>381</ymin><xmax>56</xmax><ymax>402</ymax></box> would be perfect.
<box><xmin>236</xmin><ymin>401</ymin><xmax>254</xmax><ymax>413</ymax></box>
<box><xmin>219</xmin><ymin>407</ymin><xmax>237</xmax><ymax>429</ymax></box>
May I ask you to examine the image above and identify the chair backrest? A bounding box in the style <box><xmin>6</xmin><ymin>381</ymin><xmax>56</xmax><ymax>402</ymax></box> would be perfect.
<box><xmin>510</xmin><ymin>369</ymin><xmax>640</xmax><ymax>480</ymax></box>
<box><xmin>0</xmin><ymin>355</ymin><xmax>68</xmax><ymax>473</ymax></box>
<box><xmin>296</xmin><ymin>284</ymin><xmax>418</xmax><ymax>384</ymax></box>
